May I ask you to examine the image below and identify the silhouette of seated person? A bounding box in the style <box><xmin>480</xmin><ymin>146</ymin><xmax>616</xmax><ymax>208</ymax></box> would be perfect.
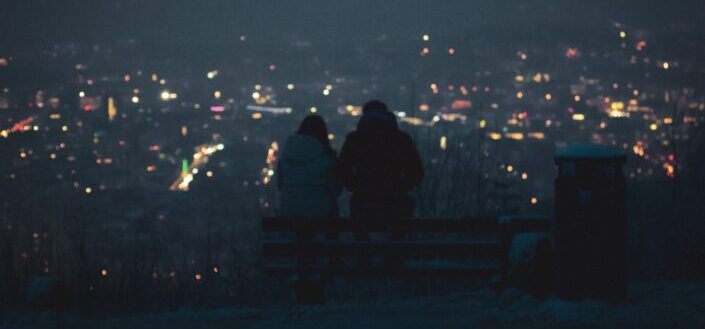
<box><xmin>338</xmin><ymin>100</ymin><xmax>424</xmax><ymax>243</ymax></box>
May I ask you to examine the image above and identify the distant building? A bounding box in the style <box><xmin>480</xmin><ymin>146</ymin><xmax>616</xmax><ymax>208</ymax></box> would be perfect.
<box><xmin>0</xmin><ymin>96</ymin><xmax>9</xmax><ymax>110</ymax></box>
<box><xmin>108</xmin><ymin>97</ymin><xmax>117</xmax><ymax>121</ymax></box>
<box><xmin>80</xmin><ymin>96</ymin><xmax>102</xmax><ymax>111</ymax></box>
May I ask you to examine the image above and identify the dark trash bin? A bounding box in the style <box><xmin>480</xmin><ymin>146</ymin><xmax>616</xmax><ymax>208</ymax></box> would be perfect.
<box><xmin>554</xmin><ymin>144</ymin><xmax>627</xmax><ymax>302</ymax></box>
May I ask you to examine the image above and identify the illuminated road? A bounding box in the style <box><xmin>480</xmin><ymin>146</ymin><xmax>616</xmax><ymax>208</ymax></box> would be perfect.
<box><xmin>1</xmin><ymin>116</ymin><xmax>36</xmax><ymax>138</ymax></box>
<box><xmin>169</xmin><ymin>143</ymin><xmax>224</xmax><ymax>191</ymax></box>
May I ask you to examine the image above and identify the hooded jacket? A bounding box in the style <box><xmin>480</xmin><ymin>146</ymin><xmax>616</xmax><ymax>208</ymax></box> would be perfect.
<box><xmin>338</xmin><ymin>109</ymin><xmax>424</xmax><ymax>200</ymax></box>
<box><xmin>277</xmin><ymin>133</ymin><xmax>339</xmax><ymax>219</ymax></box>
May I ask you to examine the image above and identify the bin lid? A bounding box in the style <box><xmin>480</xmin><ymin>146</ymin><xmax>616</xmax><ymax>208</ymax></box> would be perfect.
<box><xmin>555</xmin><ymin>144</ymin><xmax>626</xmax><ymax>160</ymax></box>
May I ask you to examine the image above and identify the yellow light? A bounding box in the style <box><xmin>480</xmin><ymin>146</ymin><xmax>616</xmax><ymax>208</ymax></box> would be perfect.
<box><xmin>328</xmin><ymin>133</ymin><xmax>335</xmax><ymax>141</ymax></box>
<box><xmin>507</xmin><ymin>165</ymin><xmax>514</xmax><ymax>172</ymax></box>
<box><xmin>530</xmin><ymin>197</ymin><xmax>538</xmax><ymax>205</ymax></box>
<box><xmin>131</xmin><ymin>96</ymin><xmax>140</xmax><ymax>104</ymax></box>
<box><xmin>619</xmin><ymin>31</ymin><xmax>626</xmax><ymax>38</ymax></box>
<box><xmin>181</xmin><ymin>126</ymin><xmax>188</xmax><ymax>137</ymax></box>
<box><xmin>505</xmin><ymin>132</ymin><xmax>524</xmax><ymax>140</ymax></box>
<box><xmin>322</xmin><ymin>89</ymin><xmax>330</xmax><ymax>96</ymax></box>
<box><xmin>572</xmin><ymin>113</ymin><xmax>585</xmax><ymax>121</ymax></box>
<box><xmin>214</xmin><ymin>90</ymin><xmax>222</xmax><ymax>99</ymax></box>
<box><xmin>108</xmin><ymin>97</ymin><xmax>117</xmax><ymax>121</ymax></box>
<box><xmin>195</xmin><ymin>273</ymin><xmax>202</xmax><ymax>281</ymax></box>
<box><xmin>489</xmin><ymin>132</ymin><xmax>502</xmax><ymax>140</ymax></box>
<box><xmin>422</xmin><ymin>34</ymin><xmax>430</xmax><ymax>41</ymax></box>
<box><xmin>62</xmin><ymin>125</ymin><xmax>68</xmax><ymax>132</ymax></box>
<box><xmin>515</xmin><ymin>75</ymin><xmax>524</xmax><ymax>82</ymax></box>
<box><xmin>663</xmin><ymin>117</ymin><xmax>673</xmax><ymax>125</ymax></box>
<box><xmin>545</xmin><ymin>93</ymin><xmax>552</xmax><ymax>101</ymax></box>
<box><xmin>650</xmin><ymin>123</ymin><xmax>658</xmax><ymax>131</ymax></box>
<box><xmin>440</xmin><ymin>136</ymin><xmax>447</xmax><ymax>150</ymax></box>
<box><xmin>611</xmin><ymin>102</ymin><xmax>625</xmax><ymax>111</ymax></box>
<box><xmin>662</xmin><ymin>62</ymin><xmax>670</xmax><ymax>70</ymax></box>
<box><xmin>206</xmin><ymin>170</ymin><xmax>213</xmax><ymax>177</ymax></box>
<box><xmin>0</xmin><ymin>130</ymin><xmax>7</xmax><ymax>138</ymax></box>
<box><xmin>516</xmin><ymin>91</ymin><xmax>524</xmax><ymax>99</ymax></box>
<box><xmin>251</xmin><ymin>92</ymin><xmax>260</xmax><ymax>99</ymax></box>
<box><xmin>85</xmin><ymin>187</ymin><xmax>92</xmax><ymax>194</ymax></box>
<box><xmin>50</xmin><ymin>153</ymin><xmax>56</xmax><ymax>160</ymax></box>
<box><xmin>160</xmin><ymin>91</ymin><xmax>170</xmax><ymax>101</ymax></box>
<box><xmin>78</xmin><ymin>91</ymin><xmax>85</xmax><ymax>98</ymax></box>
<box><xmin>632</xmin><ymin>142</ymin><xmax>645</xmax><ymax>157</ymax></box>
<box><xmin>310</xmin><ymin>106</ymin><xmax>318</xmax><ymax>113</ymax></box>
<box><xmin>479</xmin><ymin>120</ymin><xmax>487</xmax><ymax>129</ymax></box>
<box><xmin>251</xmin><ymin>112</ymin><xmax>262</xmax><ymax>120</ymax></box>
<box><xmin>574</xmin><ymin>95</ymin><xmax>581</xmax><ymax>102</ymax></box>
<box><xmin>287</xmin><ymin>83</ymin><xmax>295</xmax><ymax>90</ymax></box>
<box><xmin>100</xmin><ymin>269</ymin><xmax>108</xmax><ymax>276</ymax></box>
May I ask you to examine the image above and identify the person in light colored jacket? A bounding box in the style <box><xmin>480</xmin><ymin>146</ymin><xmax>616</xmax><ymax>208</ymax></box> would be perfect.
<box><xmin>277</xmin><ymin>115</ymin><xmax>339</xmax><ymax>219</ymax></box>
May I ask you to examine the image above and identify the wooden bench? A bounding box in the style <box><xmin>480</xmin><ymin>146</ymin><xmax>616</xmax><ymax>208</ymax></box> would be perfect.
<box><xmin>261</xmin><ymin>216</ymin><xmax>549</xmax><ymax>303</ymax></box>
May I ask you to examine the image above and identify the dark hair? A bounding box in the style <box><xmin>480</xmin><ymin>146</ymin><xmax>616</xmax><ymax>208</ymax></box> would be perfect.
<box><xmin>362</xmin><ymin>100</ymin><xmax>388</xmax><ymax>114</ymax></box>
<box><xmin>297</xmin><ymin>115</ymin><xmax>332</xmax><ymax>152</ymax></box>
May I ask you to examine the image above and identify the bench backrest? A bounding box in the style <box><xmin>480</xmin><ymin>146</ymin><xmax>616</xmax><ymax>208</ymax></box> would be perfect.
<box><xmin>262</xmin><ymin>217</ymin><xmax>500</xmax><ymax>234</ymax></box>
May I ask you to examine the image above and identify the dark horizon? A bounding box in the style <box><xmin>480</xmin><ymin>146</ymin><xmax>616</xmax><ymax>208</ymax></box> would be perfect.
<box><xmin>2</xmin><ymin>0</ymin><xmax>704</xmax><ymax>51</ymax></box>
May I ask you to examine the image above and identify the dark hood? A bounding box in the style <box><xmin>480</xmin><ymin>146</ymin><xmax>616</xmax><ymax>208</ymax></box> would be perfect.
<box><xmin>357</xmin><ymin>109</ymin><xmax>398</xmax><ymax>132</ymax></box>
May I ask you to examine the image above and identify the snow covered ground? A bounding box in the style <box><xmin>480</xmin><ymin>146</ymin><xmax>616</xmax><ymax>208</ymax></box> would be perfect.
<box><xmin>4</xmin><ymin>281</ymin><xmax>704</xmax><ymax>329</ymax></box>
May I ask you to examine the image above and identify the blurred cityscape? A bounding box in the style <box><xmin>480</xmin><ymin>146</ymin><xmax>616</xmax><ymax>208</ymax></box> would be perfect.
<box><xmin>1</xmin><ymin>7</ymin><xmax>704</xmax><ymax>313</ymax></box>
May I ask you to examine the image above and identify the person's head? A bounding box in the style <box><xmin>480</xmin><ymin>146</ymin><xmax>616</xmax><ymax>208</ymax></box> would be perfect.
<box><xmin>297</xmin><ymin>115</ymin><xmax>332</xmax><ymax>150</ymax></box>
<box><xmin>362</xmin><ymin>100</ymin><xmax>388</xmax><ymax>114</ymax></box>
<box><xmin>358</xmin><ymin>100</ymin><xmax>398</xmax><ymax>131</ymax></box>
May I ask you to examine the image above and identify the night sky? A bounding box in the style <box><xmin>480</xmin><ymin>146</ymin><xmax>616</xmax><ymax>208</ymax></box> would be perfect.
<box><xmin>2</xmin><ymin>0</ymin><xmax>703</xmax><ymax>51</ymax></box>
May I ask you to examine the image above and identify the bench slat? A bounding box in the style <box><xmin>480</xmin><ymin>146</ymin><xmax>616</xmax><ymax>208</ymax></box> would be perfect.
<box><xmin>263</xmin><ymin>264</ymin><xmax>498</xmax><ymax>278</ymax></box>
<box><xmin>262</xmin><ymin>241</ymin><xmax>500</xmax><ymax>258</ymax></box>
<box><xmin>262</xmin><ymin>217</ymin><xmax>499</xmax><ymax>233</ymax></box>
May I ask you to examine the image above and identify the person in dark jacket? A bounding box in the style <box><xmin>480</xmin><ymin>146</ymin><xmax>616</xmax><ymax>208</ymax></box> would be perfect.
<box><xmin>277</xmin><ymin>115</ymin><xmax>339</xmax><ymax>219</ymax></box>
<box><xmin>338</xmin><ymin>100</ymin><xmax>424</xmax><ymax>237</ymax></box>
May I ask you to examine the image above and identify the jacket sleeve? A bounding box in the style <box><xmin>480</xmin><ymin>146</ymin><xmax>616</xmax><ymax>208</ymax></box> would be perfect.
<box><xmin>337</xmin><ymin>134</ymin><xmax>355</xmax><ymax>191</ymax></box>
<box><xmin>401</xmin><ymin>134</ymin><xmax>424</xmax><ymax>191</ymax></box>
<box><xmin>327</xmin><ymin>154</ymin><xmax>342</xmax><ymax>197</ymax></box>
